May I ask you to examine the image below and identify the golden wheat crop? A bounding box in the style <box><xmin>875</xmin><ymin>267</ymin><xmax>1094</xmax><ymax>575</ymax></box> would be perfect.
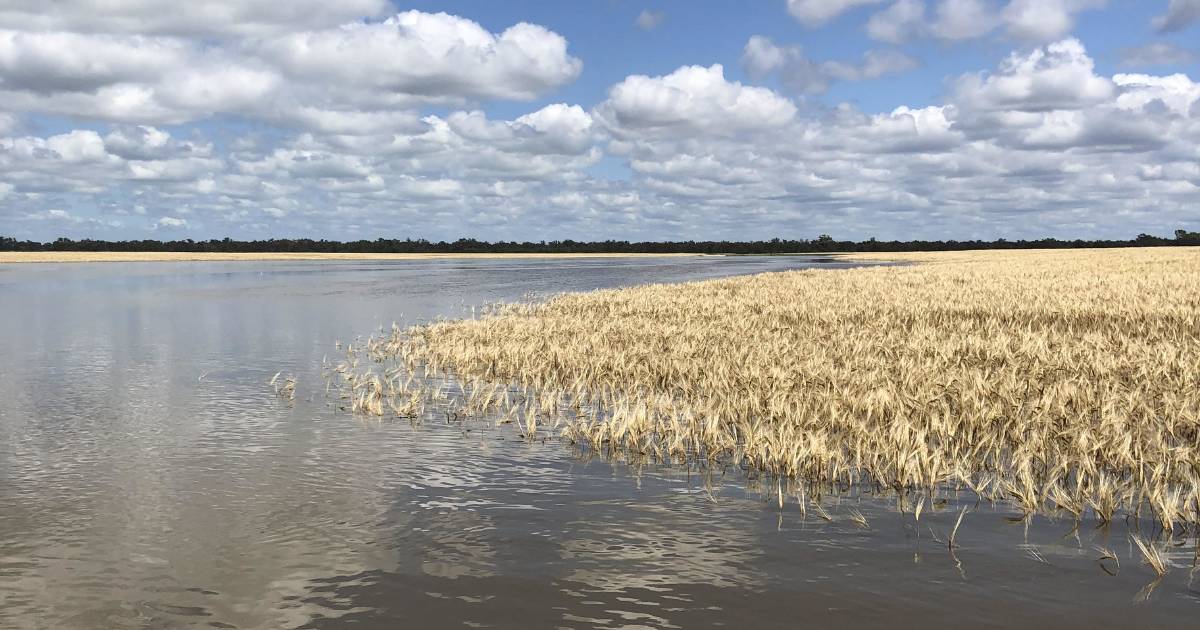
<box><xmin>332</xmin><ymin>247</ymin><xmax>1200</xmax><ymax>530</ymax></box>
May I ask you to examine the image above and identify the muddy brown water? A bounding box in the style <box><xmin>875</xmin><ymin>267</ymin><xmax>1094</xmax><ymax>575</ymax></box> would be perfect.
<box><xmin>0</xmin><ymin>256</ymin><xmax>1196</xmax><ymax>629</ymax></box>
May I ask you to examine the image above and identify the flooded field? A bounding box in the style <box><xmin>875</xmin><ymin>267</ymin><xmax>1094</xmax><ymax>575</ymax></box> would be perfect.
<box><xmin>1</xmin><ymin>256</ymin><xmax>1197</xmax><ymax>629</ymax></box>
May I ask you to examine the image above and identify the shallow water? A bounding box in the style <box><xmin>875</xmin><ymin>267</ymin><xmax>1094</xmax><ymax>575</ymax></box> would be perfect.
<box><xmin>0</xmin><ymin>256</ymin><xmax>1196</xmax><ymax>629</ymax></box>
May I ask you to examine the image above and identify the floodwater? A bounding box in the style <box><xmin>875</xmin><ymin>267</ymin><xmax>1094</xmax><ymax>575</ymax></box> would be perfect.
<box><xmin>0</xmin><ymin>256</ymin><xmax>1196</xmax><ymax>629</ymax></box>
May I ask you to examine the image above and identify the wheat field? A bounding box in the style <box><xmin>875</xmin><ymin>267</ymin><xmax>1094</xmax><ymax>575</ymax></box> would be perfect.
<box><xmin>331</xmin><ymin>248</ymin><xmax>1200</xmax><ymax>530</ymax></box>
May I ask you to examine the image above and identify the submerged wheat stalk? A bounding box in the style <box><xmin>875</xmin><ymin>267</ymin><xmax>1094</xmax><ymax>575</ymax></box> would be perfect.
<box><xmin>1132</xmin><ymin>536</ymin><xmax>1170</xmax><ymax>576</ymax></box>
<box><xmin>949</xmin><ymin>508</ymin><xmax>967</xmax><ymax>550</ymax></box>
<box><xmin>270</xmin><ymin>372</ymin><xmax>296</xmax><ymax>401</ymax></box>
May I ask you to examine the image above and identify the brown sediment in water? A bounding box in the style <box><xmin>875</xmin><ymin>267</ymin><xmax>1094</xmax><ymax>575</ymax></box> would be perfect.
<box><xmin>0</xmin><ymin>251</ymin><xmax>701</xmax><ymax>264</ymax></box>
<box><xmin>331</xmin><ymin>247</ymin><xmax>1200</xmax><ymax>530</ymax></box>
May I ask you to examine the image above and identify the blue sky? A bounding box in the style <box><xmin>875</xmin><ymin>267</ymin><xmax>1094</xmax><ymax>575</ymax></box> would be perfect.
<box><xmin>1</xmin><ymin>1</ymin><xmax>1198</xmax><ymax>242</ymax></box>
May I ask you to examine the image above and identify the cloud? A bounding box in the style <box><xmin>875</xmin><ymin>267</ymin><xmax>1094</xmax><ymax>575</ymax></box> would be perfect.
<box><xmin>281</xmin><ymin>108</ymin><xmax>425</xmax><ymax>136</ymax></box>
<box><xmin>741</xmin><ymin>36</ymin><xmax>788</xmax><ymax>76</ymax></box>
<box><xmin>0</xmin><ymin>39</ymin><xmax>281</xmax><ymax>124</ymax></box>
<box><xmin>142</xmin><ymin>100</ymin><xmax>607</xmax><ymax>237</ymax></box>
<box><xmin>1153</xmin><ymin>0</ymin><xmax>1200</xmax><ymax>32</ymax></box>
<box><xmin>1119</xmin><ymin>43</ymin><xmax>1197</xmax><ymax>68</ymax></box>
<box><xmin>0</xmin><ymin>0</ymin><xmax>391</xmax><ymax>37</ymax></box>
<box><xmin>823</xmin><ymin>49</ymin><xmax>919</xmax><ymax>81</ymax></box>
<box><xmin>17</xmin><ymin>208</ymin><xmax>123</xmax><ymax>229</ymax></box>
<box><xmin>596</xmin><ymin>64</ymin><xmax>797</xmax><ymax>136</ymax></box>
<box><xmin>867</xmin><ymin>0</ymin><xmax>928</xmax><ymax>43</ymax></box>
<box><xmin>931</xmin><ymin>0</ymin><xmax>997</xmax><ymax>40</ymax></box>
<box><xmin>24</xmin><ymin>209</ymin><xmax>76</xmax><ymax>221</ymax></box>
<box><xmin>1001</xmin><ymin>0</ymin><xmax>1105</xmax><ymax>42</ymax></box>
<box><xmin>741</xmin><ymin>36</ymin><xmax>829</xmax><ymax>94</ymax></box>
<box><xmin>742</xmin><ymin>36</ymin><xmax>916</xmax><ymax>94</ymax></box>
<box><xmin>635</xmin><ymin>10</ymin><xmax>666</xmax><ymax>30</ymax></box>
<box><xmin>865</xmin><ymin>0</ymin><xmax>995</xmax><ymax>43</ymax></box>
<box><xmin>447</xmin><ymin>104</ymin><xmax>596</xmax><ymax>155</ymax></box>
<box><xmin>865</xmin><ymin>106</ymin><xmax>965</xmax><ymax>152</ymax></box>
<box><xmin>259</xmin><ymin>11</ymin><xmax>583</xmax><ymax>102</ymax></box>
<box><xmin>787</xmin><ymin>0</ymin><xmax>887</xmax><ymax>26</ymax></box>
<box><xmin>0</xmin><ymin>30</ymin><xmax>188</xmax><ymax>94</ymax></box>
<box><xmin>154</xmin><ymin>216</ymin><xmax>189</xmax><ymax>229</ymax></box>
<box><xmin>104</xmin><ymin>125</ymin><xmax>203</xmax><ymax>161</ymax></box>
<box><xmin>1112</xmin><ymin>73</ymin><xmax>1200</xmax><ymax>116</ymax></box>
<box><xmin>953</xmin><ymin>39</ymin><xmax>1113</xmax><ymax>112</ymax></box>
<box><xmin>0</xmin><ymin>11</ymin><xmax>582</xmax><ymax>126</ymax></box>
<box><xmin>0</xmin><ymin>127</ymin><xmax>223</xmax><ymax>197</ymax></box>
<box><xmin>37</xmin><ymin>130</ymin><xmax>110</xmax><ymax>163</ymax></box>
<box><xmin>869</xmin><ymin>0</ymin><xmax>1101</xmax><ymax>43</ymax></box>
<box><xmin>512</xmin><ymin>104</ymin><xmax>598</xmax><ymax>153</ymax></box>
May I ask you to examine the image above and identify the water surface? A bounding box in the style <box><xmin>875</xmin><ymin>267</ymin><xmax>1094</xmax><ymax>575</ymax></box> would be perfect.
<box><xmin>0</xmin><ymin>256</ymin><xmax>1196</xmax><ymax>629</ymax></box>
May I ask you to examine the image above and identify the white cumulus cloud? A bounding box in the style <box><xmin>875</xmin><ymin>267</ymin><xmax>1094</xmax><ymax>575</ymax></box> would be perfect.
<box><xmin>1002</xmin><ymin>0</ymin><xmax>1105</xmax><ymax>42</ymax></box>
<box><xmin>953</xmin><ymin>39</ymin><xmax>1113</xmax><ymax>112</ymax></box>
<box><xmin>0</xmin><ymin>11</ymin><xmax>582</xmax><ymax>126</ymax></box>
<box><xmin>259</xmin><ymin>11</ymin><xmax>583</xmax><ymax>102</ymax></box>
<box><xmin>597</xmin><ymin>64</ymin><xmax>797</xmax><ymax>136</ymax></box>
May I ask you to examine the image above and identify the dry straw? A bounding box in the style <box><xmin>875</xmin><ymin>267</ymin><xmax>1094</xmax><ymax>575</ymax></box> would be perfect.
<box><xmin>330</xmin><ymin>248</ymin><xmax>1200</xmax><ymax>529</ymax></box>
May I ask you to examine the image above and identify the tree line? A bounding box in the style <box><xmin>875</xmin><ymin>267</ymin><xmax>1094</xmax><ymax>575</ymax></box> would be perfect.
<box><xmin>3</xmin><ymin>230</ymin><xmax>1199</xmax><ymax>255</ymax></box>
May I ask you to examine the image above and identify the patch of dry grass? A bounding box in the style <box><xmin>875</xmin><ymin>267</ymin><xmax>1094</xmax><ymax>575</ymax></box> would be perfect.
<box><xmin>336</xmin><ymin>247</ymin><xmax>1200</xmax><ymax>527</ymax></box>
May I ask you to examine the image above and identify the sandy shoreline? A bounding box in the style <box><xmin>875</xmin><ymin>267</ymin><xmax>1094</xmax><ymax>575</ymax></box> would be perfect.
<box><xmin>0</xmin><ymin>251</ymin><xmax>703</xmax><ymax>264</ymax></box>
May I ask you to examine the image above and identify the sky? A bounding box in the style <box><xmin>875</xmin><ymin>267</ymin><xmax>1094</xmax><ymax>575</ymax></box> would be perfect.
<box><xmin>0</xmin><ymin>1</ymin><xmax>1198</xmax><ymax>243</ymax></box>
